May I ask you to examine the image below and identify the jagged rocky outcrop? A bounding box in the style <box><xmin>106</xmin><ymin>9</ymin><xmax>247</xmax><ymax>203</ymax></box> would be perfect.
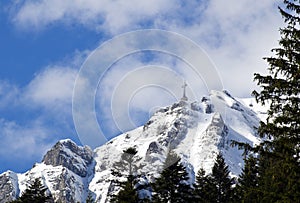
<box><xmin>0</xmin><ymin>139</ymin><xmax>95</xmax><ymax>203</ymax></box>
<box><xmin>0</xmin><ymin>90</ymin><xmax>265</xmax><ymax>203</ymax></box>
<box><xmin>48</xmin><ymin>168</ymin><xmax>86</xmax><ymax>203</ymax></box>
<box><xmin>0</xmin><ymin>171</ymin><xmax>18</xmax><ymax>203</ymax></box>
<box><xmin>42</xmin><ymin>139</ymin><xmax>93</xmax><ymax>177</ymax></box>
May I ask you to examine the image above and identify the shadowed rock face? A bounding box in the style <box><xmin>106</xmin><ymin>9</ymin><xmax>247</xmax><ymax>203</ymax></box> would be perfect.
<box><xmin>42</xmin><ymin>139</ymin><xmax>93</xmax><ymax>177</ymax></box>
<box><xmin>50</xmin><ymin>168</ymin><xmax>84</xmax><ymax>203</ymax></box>
<box><xmin>0</xmin><ymin>171</ymin><xmax>18</xmax><ymax>203</ymax></box>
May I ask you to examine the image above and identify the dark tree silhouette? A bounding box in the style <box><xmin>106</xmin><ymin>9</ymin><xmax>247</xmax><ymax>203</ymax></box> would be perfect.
<box><xmin>152</xmin><ymin>151</ymin><xmax>192</xmax><ymax>203</ymax></box>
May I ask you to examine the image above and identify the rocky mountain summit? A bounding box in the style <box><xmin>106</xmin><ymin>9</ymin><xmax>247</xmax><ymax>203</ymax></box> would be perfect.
<box><xmin>0</xmin><ymin>90</ymin><xmax>265</xmax><ymax>203</ymax></box>
<box><xmin>0</xmin><ymin>140</ymin><xmax>94</xmax><ymax>203</ymax></box>
<box><xmin>42</xmin><ymin>139</ymin><xmax>94</xmax><ymax>177</ymax></box>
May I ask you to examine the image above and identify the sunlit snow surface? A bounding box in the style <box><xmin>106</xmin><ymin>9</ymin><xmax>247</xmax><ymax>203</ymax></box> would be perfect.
<box><xmin>90</xmin><ymin>90</ymin><xmax>267</xmax><ymax>202</ymax></box>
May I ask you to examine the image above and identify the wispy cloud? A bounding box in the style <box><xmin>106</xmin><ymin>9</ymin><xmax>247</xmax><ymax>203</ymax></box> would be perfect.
<box><xmin>0</xmin><ymin>0</ymin><xmax>285</xmax><ymax>170</ymax></box>
<box><xmin>95</xmin><ymin>51</ymin><xmax>210</xmax><ymax>138</ymax></box>
<box><xmin>0</xmin><ymin>52</ymin><xmax>85</xmax><ymax>171</ymax></box>
<box><xmin>0</xmin><ymin>118</ymin><xmax>52</xmax><ymax>160</ymax></box>
<box><xmin>24</xmin><ymin>66</ymin><xmax>76</xmax><ymax>107</ymax></box>
<box><xmin>8</xmin><ymin>0</ymin><xmax>282</xmax><ymax>97</ymax></box>
<box><xmin>163</xmin><ymin>0</ymin><xmax>282</xmax><ymax>96</ymax></box>
<box><xmin>10</xmin><ymin>0</ymin><xmax>174</xmax><ymax>33</ymax></box>
<box><xmin>0</xmin><ymin>80</ymin><xmax>20</xmax><ymax>108</ymax></box>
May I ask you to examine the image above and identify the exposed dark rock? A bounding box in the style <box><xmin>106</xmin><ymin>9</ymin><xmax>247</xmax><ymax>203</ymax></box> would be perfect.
<box><xmin>0</xmin><ymin>171</ymin><xmax>18</xmax><ymax>203</ymax></box>
<box><xmin>231</xmin><ymin>102</ymin><xmax>244</xmax><ymax>112</ymax></box>
<box><xmin>171</xmin><ymin>102</ymin><xmax>181</xmax><ymax>110</ymax></box>
<box><xmin>223</xmin><ymin>90</ymin><xmax>234</xmax><ymax>99</ymax></box>
<box><xmin>50</xmin><ymin>169</ymin><xmax>84</xmax><ymax>203</ymax></box>
<box><xmin>201</xmin><ymin>97</ymin><xmax>214</xmax><ymax>114</ymax></box>
<box><xmin>205</xmin><ymin>103</ymin><xmax>214</xmax><ymax>114</ymax></box>
<box><xmin>145</xmin><ymin>141</ymin><xmax>164</xmax><ymax>162</ymax></box>
<box><xmin>201</xmin><ymin>96</ymin><xmax>209</xmax><ymax>102</ymax></box>
<box><xmin>157</xmin><ymin>106</ymin><xmax>169</xmax><ymax>113</ymax></box>
<box><xmin>42</xmin><ymin>139</ymin><xmax>93</xmax><ymax>177</ymax></box>
<box><xmin>146</xmin><ymin>142</ymin><xmax>161</xmax><ymax>155</ymax></box>
<box><xmin>143</xmin><ymin>120</ymin><xmax>154</xmax><ymax>131</ymax></box>
<box><xmin>191</xmin><ymin>101</ymin><xmax>202</xmax><ymax>112</ymax></box>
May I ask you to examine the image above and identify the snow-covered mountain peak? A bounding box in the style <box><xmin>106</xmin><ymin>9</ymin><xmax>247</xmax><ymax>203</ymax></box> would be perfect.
<box><xmin>0</xmin><ymin>90</ymin><xmax>265</xmax><ymax>203</ymax></box>
<box><xmin>89</xmin><ymin>91</ymin><xmax>263</xmax><ymax>202</ymax></box>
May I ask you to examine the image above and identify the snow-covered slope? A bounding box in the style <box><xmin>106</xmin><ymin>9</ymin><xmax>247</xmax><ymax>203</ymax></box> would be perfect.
<box><xmin>0</xmin><ymin>90</ymin><xmax>266</xmax><ymax>203</ymax></box>
<box><xmin>89</xmin><ymin>90</ymin><xmax>264</xmax><ymax>202</ymax></box>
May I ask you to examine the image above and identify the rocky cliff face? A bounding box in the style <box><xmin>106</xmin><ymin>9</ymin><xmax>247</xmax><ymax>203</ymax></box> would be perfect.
<box><xmin>42</xmin><ymin>139</ymin><xmax>94</xmax><ymax>177</ymax></box>
<box><xmin>0</xmin><ymin>139</ymin><xmax>95</xmax><ymax>203</ymax></box>
<box><xmin>0</xmin><ymin>171</ymin><xmax>18</xmax><ymax>203</ymax></box>
<box><xmin>0</xmin><ymin>90</ymin><xmax>266</xmax><ymax>203</ymax></box>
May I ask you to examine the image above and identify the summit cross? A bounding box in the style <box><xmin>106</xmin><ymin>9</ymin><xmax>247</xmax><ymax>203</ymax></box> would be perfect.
<box><xmin>181</xmin><ymin>81</ymin><xmax>188</xmax><ymax>101</ymax></box>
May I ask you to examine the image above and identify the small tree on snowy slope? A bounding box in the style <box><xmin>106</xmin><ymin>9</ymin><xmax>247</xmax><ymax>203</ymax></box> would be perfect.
<box><xmin>110</xmin><ymin>147</ymin><xmax>144</xmax><ymax>202</ymax></box>
<box><xmin>210</xmin><ymin>153</ymin><xmax>234</xmax><ymax>203</ymax></box>
<box><xmin>152</xmin><ymin>151</ymin><xmax>192</xmax><ymax>203</ymax></box>
<box><xmin>235</xmin><ymin>155</ymin><xmax>259</xmax><ymax>202</ymax></box>
<box><xmin>11</xmin><ymin>178</ymin><xmax>52</xmax><ymax>203</ymax></box>
<box><xmin>85</xmin><ymin>191</ymin><xmax>95</xmax><ymax>203</ymax></box>
<box><xmin>193</xmin><ymin>168</ymin><xmax>216</xmax><ymax>202</ymax></box>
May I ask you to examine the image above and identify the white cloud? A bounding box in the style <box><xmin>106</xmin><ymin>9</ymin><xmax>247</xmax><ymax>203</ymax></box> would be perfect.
<box><xmin>0</xmin><ymin>81</ymin><xmax>20</xmax><ymax>108</ymax></box>
<box><xmin>11</xmin><ymin>0</ymin><xmax>174</xmax><ymax>33</ymax></box>
<box><xmin>93</xmin><ymin>49</ymin><xmax>213</xmax><ymax>138</ymax></box>
<box><xmin>0</xmin><ymin>47</ymin><xmax>88</xmax><ymax>112</ymax></box>
<box><xmin>0</xmin><ymin>67</ymin><xmax>76</xmax><ymax>164</ymax></box>
<box><xmin>3</xmin><ymin>0</ymin><xmax>287</xmax><ymax>149</ymax></box>
<box><xmin>0</xmin><ymin>118</ymin><xmax>52</xmax><ymax>161</ymax></box>
<box><xmin>160</xmin><ymin>0</ymin><xmax>282</xmax><ymax>96</ymax></box>
<box><xmin>0</xmin><ymin>58</ymin><xmax>81</xmax><ymax>169</ymax></box>
<box><xmin>9</xmin><ymin>0</ymin><xmax>283</xmax><ymax>97</ymax></box>
<box><xmin>0</xmin><ymin>66</ymin><xmax>78</xmax><ymax>124</ymax></box>
<box><xmin>24</xmin><ymin>66</ymin><xmax>77</xmax><ymax>107</ymax></box>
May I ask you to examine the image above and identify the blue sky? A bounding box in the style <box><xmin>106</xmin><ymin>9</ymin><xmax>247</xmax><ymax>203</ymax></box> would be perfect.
<box><xmin>0</xmin><ymin>0</ymin><xmax>282</xmax><ymax>173</ymax></box>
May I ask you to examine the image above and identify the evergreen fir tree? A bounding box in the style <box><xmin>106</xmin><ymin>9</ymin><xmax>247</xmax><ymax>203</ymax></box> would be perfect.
<box><xmin>113</xmin><ymin>177</ymin><xmax>139</xmax><ymax>203</ymax></box>
<box><xmin>210</xmin><ymin>153</ymin><xmax>234</xmax><ymax>203</ymax></box>
<box><xmin>236</xmin><ymin>155</ymin><xmax>259</xmax><ymax>202</ymax></box>
<box><xmin>193</xmin><ymin>168</ymin><xmax>216</xmax><ymax>203</ymax></box>
<box><xmin>110</xmin><ymin>147</ymin><xmax>144</xmax><ymax>203</ymax></box>
<box><xmin>251</xmin><ymin>0</ymin><xmax>300</xmax><ymax>201</ymax></box>
<box><xmin>256</xmin><ymin>139</ymin><xmax>300</xmax><ymax>202</ymax></box>
<box><xmin>112</xmin><ymin>147</ymin><xmax>143</xmax><ymax>179</ymax></box>
<box><xmin>11</xmin><ymin>178</ymin><xmax>52</xmax><ymax>203</ymax></box>
<box><xmin>86</xmin><ymin>191</ymin><xmax>95</xmax><ymax>203</ymax></box>
<box><xmin>152</xmin><ymin>151</ymin><xmax>192</xmax><ymax>203</ymax></box>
